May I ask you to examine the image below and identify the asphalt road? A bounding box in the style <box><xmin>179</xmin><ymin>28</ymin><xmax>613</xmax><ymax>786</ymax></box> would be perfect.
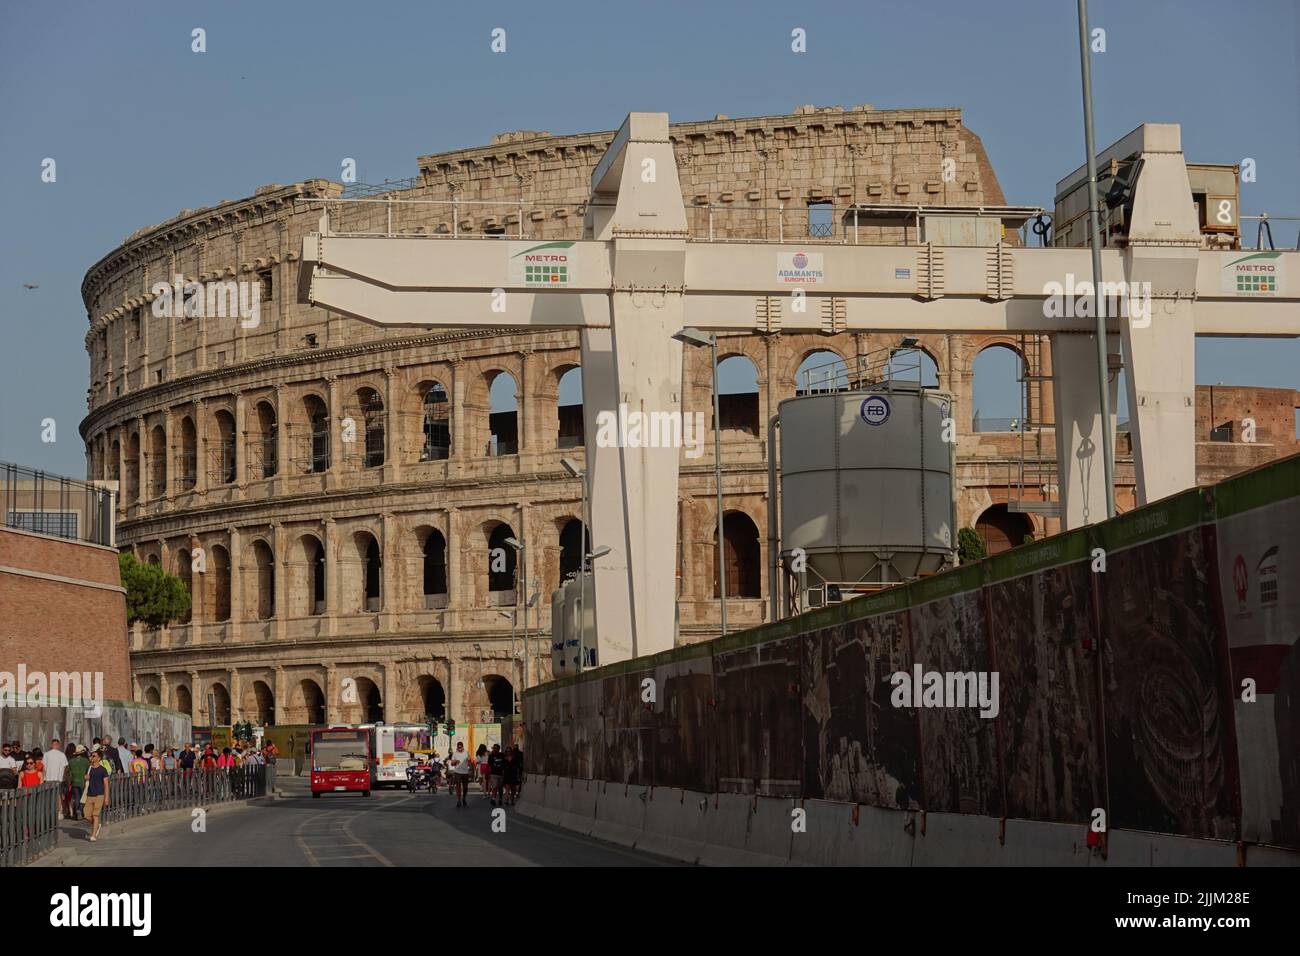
<box><xmin>34</xmin><ymin>773</ymin><xmax>677</xmax><ymax>867</ymax></box>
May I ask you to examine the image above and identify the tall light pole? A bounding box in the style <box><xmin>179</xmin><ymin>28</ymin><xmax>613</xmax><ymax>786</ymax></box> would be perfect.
<box><xmin>525</xmin><ymin>591</ymin><xmax>539</xmax><ymax>686</ymax></box>
<box><xmin>674</xmin><ymin>327</ymin><xmax>727</xmax><ymax>636</ymax></box>
<box><xmin>581</xmin><ymin>545</ymin><xmax>611</xmax><ymax>671</ymax></box>
<box><xmin>504</xmin><ymin>536</ymin><xmax>528</xmax><ymax>688</ymax></box>
<box><xmin>561</xmin><ymin>457</ymin><xmax>589</xmax><ymax>670</ymax></box>
<box><xmin>1077</xmin><ymin>0</ymin><xmax>1117</xmax><ymax>519</ymax></box>
<box><xmin>497</xmin><ymin>610</ymin><xmax>517</xmax><ymax>714</ymax></box>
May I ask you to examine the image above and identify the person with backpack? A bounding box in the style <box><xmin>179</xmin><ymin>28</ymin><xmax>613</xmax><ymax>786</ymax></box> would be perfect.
<box><xmin>67</xmin><ymin>747</ymin><xmax>90</xmax><ymax>821</ymax></box>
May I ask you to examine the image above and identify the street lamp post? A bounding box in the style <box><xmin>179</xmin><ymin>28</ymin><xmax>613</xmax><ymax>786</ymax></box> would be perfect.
<box><xmin>581</xmin><ymin>545</ymin><xmax>611</xmax><ymax>671</ymax></box>
<box><xmin>674</xmin><ymin>327</ymin><xmax>727</xmax><ymax>636</ymax></box>
<box><xmin>497</xmin><ymin>610</ymin><xmax>517</xmax><ymax>714</ymax></box>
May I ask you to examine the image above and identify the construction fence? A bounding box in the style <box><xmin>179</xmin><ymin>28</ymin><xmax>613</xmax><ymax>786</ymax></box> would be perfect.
<box><xmin>522</xmin><ymin>453</ymin><xmax>1299</xmax><ymax>857</ymax></box>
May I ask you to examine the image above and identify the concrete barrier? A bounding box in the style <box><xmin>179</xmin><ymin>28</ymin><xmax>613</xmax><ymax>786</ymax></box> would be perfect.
<box><xmin>553</xmin><ymin>777</ymin><xmax>598</xmax><ymax>836</ymax></box>
<box><xmin>636</xmin><ymin>787</ymin><xmax>709</xmax><ymax>863</ymax></box>
<box><xmin>590</xmin><ymin>781</ymin><xmax>647</xmax><ymax>847</ymax></box>
<box><xmin>790</xmin><ymin>800</ymin><xmax>917</xmax><ymax>866</ymax></box>
<box><xmin>697</xmin><ymin>792</ymin><xmax>794</xmax><ymax>866</ymax></box>
<box><xmin>999</xmin><ymin>818</ymin><xmax>1092</xmax><ymax>866</ymax></box>
<box><xmin>1101</xmin><ymin>830</ymin><xmax>1239</xmax><ymax>867</ymax></box>
<box><xmin>910</xmin><ymin>812</ymin><xmax>1006</xmax><ymax>867</ymax></box>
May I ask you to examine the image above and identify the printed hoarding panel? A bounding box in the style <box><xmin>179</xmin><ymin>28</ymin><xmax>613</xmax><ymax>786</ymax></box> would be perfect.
<box><xmin>600</xmin><ymin>667</ymin><xmax>655</xmax><ymax>785</ymax></box>
<box><xmin>1215</xmin><ymin>492</ymin><xmax>1300</xmax><ymax>848</ymax></box>
<box><xmin>989</xmin><ymin>562</ymin><xmax>1104</xmax><ymax>823</ymax></box>
<box><xmin>712</xmin><ymin>635</ymin><xmax>803</xmax><ymax>796</ymax></box>
<box><xmin>1097</xmin><ymin>527</ymin><xmax>1237</xmax><ymax>840</ymax></box>
<box><xmin>651</xmin><ymin>654</ymin><xmax>716</xmax><ymax>791</ymax></box>
<box><xmin>801</xmin><ymin>615</ymin><xmax>920</xmax><ymax>808</ymax></box>
<box><xmin>909</xmin><ymin>589</ymin><xmax>1003</xmax><ymax>815</ymax></box>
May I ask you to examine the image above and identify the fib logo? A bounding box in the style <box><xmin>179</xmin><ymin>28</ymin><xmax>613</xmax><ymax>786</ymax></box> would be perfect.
<box><xmin>860</xmin><ymin>395</ymin><xmax>891</xmax><ymax>426</ymax></box>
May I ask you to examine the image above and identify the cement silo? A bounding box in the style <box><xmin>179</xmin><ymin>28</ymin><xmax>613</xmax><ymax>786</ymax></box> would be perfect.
<box><xmin>775</xmin><ymin>381</ymin><xmax>956</xmax><ymax>610</ymax></box>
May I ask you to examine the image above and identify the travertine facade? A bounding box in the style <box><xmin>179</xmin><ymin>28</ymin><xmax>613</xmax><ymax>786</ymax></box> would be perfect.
<box><xmin>79</xmin><ymin>105</ymin><xmax>1287</xmax><ymax>728</ymax></box>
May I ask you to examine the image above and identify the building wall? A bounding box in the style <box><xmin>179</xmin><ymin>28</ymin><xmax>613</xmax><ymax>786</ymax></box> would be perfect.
<box><xmin>0</xmin><ymin>526</ymin><xmax>131</xmax><ymax>700</ymax></box>
<box><xmin>76</xmin><ymin>106</ymin><xmax>1293</xmax><ymax>726</ymax></box>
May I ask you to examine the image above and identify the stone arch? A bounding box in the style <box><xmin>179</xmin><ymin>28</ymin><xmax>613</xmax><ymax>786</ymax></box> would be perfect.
<box><xmin>417</xmin><ymin>676</ymin><xmax>446</xmax><ymax>721</ymax></box>
<box><xmin>148</xmin><ymin>424</ymin><xmax>167</xmax><ymax>497</ymax></box>
<box><xmin>715</xmin><ymin>510</ymin><xmax>762</xmax><ymax>598</ymax></box>
<box><xmin>242</xmin><ymin>679</ymin><xmax>275</xmax><ymax>725</ymax></box>
<box><xmin>716</xmin><ymin>354</ymin><xmax>760</xmax><ymax>436</ymax></box>
<box><xmin>251</xmin><ymin>400</ymin><xmax>277</xmax><ymax>478</ymax></box>
<box><xmin>292</xmin><ymin>678</ymin><xmax>325</xmax><ymax>724</ymax></box>
<box><xmin>415</xmin><ymin>525</ymin><xmax>448</xmax><ymax>608</ymax></box>
<box><xmin>173</xmin><ymin>684</ymin><xmax>192</xmax><ymax>717</ymax></box>
<box><xmin>485</xmin><ymin>521</ymin><xmax>518</xmax><ymax>605</ymax></box>
<box><xmin>481</xmin><ymin>674</ymin><xmax>515</xmax><ymax>721</ymax></box>
<box><xmin>212</xmin><ymin>408</ymin><xmax>236</xmax><ymax>484</ymax></box>
<box><xmin>339</xmin><ymin>675</ymin><xmax>383</xmax><ymax>724</ymax></box>
<box><xmin>249</xmin><ymin>538</ymin><xmax>275</xmax><ymax>620</ymax></box>
<box><xmin>178</xmin><ymin>416</ymin><xmax>197</xmax><ymax>489</ymax></box>
<box><xmin>301</xmin><ymin>393</ymin><xmax>330</xmax><ymax>473</ymax></box>
<box><xmin>793</xmin><ymin>348</ymin><xmax>848</xmax><ymax>395</ymax></box>
<box><xmin>487</xmin><ymin>370</ymin><xmax>519</xmax><ymax>457</ymax></box>
<box><xmin>975</xmin><ymin>504</ymin><xmax>1033</xmax><ymax>555</ymax></box>
<box><xmin>173</xmin><ymin>544</ymin><xmax>193</xmax><ymax>624</ymax></box>
<box><xmin>557</xmin><ymin>516</ymin><xmax>586</xmax><ymax>589</ymax></box>
<box><xmin>353</xmin><ymin>385</ymin><xmax>385</xmax><ymax>469</ymax></box>
<box><xmin>143</xmin><ymin>685</ymin><xmax>161</xmax><ymax>706</ymax></box>
<box><xmin>556</xmin><ymin>365</ymin><xmax>584</xmax><ymax>448</ymax></box>
<box><xmin>125</xmin><ymin>431</ymin><xmax>140</xmax><ymax>501</ymax></box>
<box><xmin>109</xmin><ymin>438</ymin><xmax>121</xmax><ymax>483</ymax></box>
<box><xmin>290</xmin><ymin>533</ymin><xmax>326</xmax><ymax>617</ymax></box>
<box><xmin>971</xmin><ymin>342</ymin><xmax>1026</xmax><ymax>432</ymax></box>
<box><xmin>209</xmin><ymin>681</ymin><xmax>232</xmax><ymax>725</ymax></box>
<box><xmin>207</xmin><ymin>543</ymin><xmax>231</xmax><ymax>622</ymax></box>
<box><xmin>417</xmin><ymin>379</ymin><xmax>451</xmax><ymax>461</ymax></box>
<box><xmin>887</xmin><ymin>345</ymin><xmax>943</xmax><ymax>388</ymax></box>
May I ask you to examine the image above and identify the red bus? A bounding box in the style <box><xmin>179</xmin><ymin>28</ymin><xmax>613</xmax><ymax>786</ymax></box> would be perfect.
<box><xmin>310</xmin><ymin>727</ymin><xmax>371</xmax><ymax>798</ymax></box>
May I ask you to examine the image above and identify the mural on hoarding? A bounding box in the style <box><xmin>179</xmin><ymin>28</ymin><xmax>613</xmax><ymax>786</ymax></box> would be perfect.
<box><xmin>909</xmin><ymin>590</ymin><xmax>1002</xmax><ymax>815</ymax></box>
<box><xmin>989</xmin><ymin>563</ymin><xmax>1104</xmax><ymax>823</ymax></box>
<box><xmin>0</xmin><ymin>701</ymin><xmax>191</xmax><ymax>753</ymax></box>
<box><xmin>801</xmin><ymin>616</ymin><xmax>920</xmax><ymax>809</ymax></box>
<box><xmin>601</xmin><ymin>669</ymin><xmax>653</xmax><ymax>785</ymax></box>
<box><xmin>1098</xmin><ymin>528</ymin><xmax>1236</xmax><ymax>840</ymax></box>
<box><xmin>712</xmin><ymin>636</ymin><xmax>803</xmax><ymax>797</ymax></box>
<box><xmin>651</xmin><ymin>655</ymin><xmax>715</xmax><ymax>791</ymax></box>
<box><xmin>1216</xmin><ymin>493</ymin><xmax>1300</xmax><ymax>848</ymax></box>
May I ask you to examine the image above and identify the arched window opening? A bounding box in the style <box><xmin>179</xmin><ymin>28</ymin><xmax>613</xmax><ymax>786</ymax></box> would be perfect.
<box><xmin>886</xmin><ymin>347</ymin><xmax>941</xmax><ymax>388</ymax></box>
<box><xmin>419</xmin><ymin>677</ymin><xmax>446</xmax><ymax>721</ymax></box>
<box><xmin>109</xmin><ymin>440</ymin><xmax>121</xmax><ymax>483</ymax></box>
<box><xmin>252</xmin><ymin>539</ymin><xmax>275</xmax><ymax>621</ymax></box>
<box><xmin>972</xmin><ymin>345</ymin><xmax>1026</xmax><ymax>432</ymax></box>
<box><xmin>364</xmin><ymin>536</ymin><xmax>382</xmax><ymax>611</ymax></box>
<box><xmin>487</xmin><ymin>523</ymin><xmax>517</xmax><ymax>605</ymax></box>
<box><xmin>358</xmin><ymin>388</ymin><xmax>385</xmax><ymax>468</ymax></box>
<box><xmin>717</xmin><ymin>355</ymin><xmax>760</xmax><ymax>436</ymax></box>
<box><xmin>173</xmin><ymin>685</ymin><xmax>192</xmax><ymax>716</ymax></box>
<box><xmin>975</xmin><ymin>504</ymin><xmax>1034</xmax><ymax>555</ymax></box>
<box><xmin>125</xmin><ymin>432</ymin><xmax>140</xmax><ymax>501</ymax></box>
<box><xmin>488</xmin><ymin>373</ymin><xmax>518</xmax><ymax>456</ymax></box>
<box><xmin>715</xmin><ymin>511</ymin><xmax>761</xmax><ymax>599</ymax></box>
<box><xmin>557</xmin><ymin>367</ymin><xmax>584</xmax><ymax>448</ymax></box>
<box><xmin>421</xmin><ymin>529</ymin><xmax>448</xmax><ymax>608</ymax></box>
<box><xmin>178</xmin><ymin>417</ymin><xmax>197</xmax><ymax>490</ymax></box>
<box><xmin>210</xmin><ymin>683</ymin><xmax>232</xmax><ymax>725</ymax></box>
<box><xmin>481</xmin><ymin>675</ymin><xmax>515</xmax><ymax>721</ymax></box>
<box><xmin>175</xmin><ymin>547</ymin><xmax>192</xmax><ymax>624</ymax></box>
<box><xmin>304</xmin><ymin>395</ymin><xmax>330</xmax><ymax>473</ymax></box>
<box><xmin>148</xmin><ymin>425</ymin><xmax>167</xmax><ymax>497</ymax></box>
<box><xmin>144</xmin><ymin>686</ymin><xmax>160</xmax><ymax>706</ymax></box>
<box><xmin>559</xmin><ymin>518</ymin><xmax>586</xmax><ymax>587</ymax></box>
<box><xmin>795</xmin><ymin>351</ymin><xmax>848</xmax><ymax>395</ymax></box>
<box><xmin>254</xmin><ymin>402</ymin><xmax>277</xmax><ymax>478</ymax></box>
<box><xmin>209</xmin><ymin>545</ymin><xmax>231</xmax><ymax>623</ymax></box>
<box><xmin>421</xmin><ymin>382</ymin><xmax>451</xmax><ymax>461</ymax></box>
<box><xmin>298</xmin><ymin>680</ymin><xmax>325</xmax><ymax>725</ymax></box>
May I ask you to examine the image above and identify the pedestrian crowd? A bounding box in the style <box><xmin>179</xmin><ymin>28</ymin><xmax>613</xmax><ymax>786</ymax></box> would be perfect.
<box><xmin>407</xmin><ymin>740</ymin><xmax>524</xmax><ymax>808</ymax></box>
<box><xmin>0</xmin><ymin>736</ymin><xmax>278</xmax><ymax>843</ymax></box>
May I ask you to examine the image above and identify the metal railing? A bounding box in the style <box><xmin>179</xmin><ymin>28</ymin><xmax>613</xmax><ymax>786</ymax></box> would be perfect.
<box><xmin>796</xmin><ymin>347</ymin><xmax>927</xmax><ymax>395</ymax></box>
<box><xmin>0</xmin><ymin>782</ymin><xmax>61</xmax><ymax>867</ymax></box>
<box><xmin>100</xmin><ymin>765</ymin><xmax>274</xmax><ymax>825</ymax></box>
<box><xmin>1</xmin><ymin>461</ymin><xmax>115</xmax><ymax>547</ymax></box>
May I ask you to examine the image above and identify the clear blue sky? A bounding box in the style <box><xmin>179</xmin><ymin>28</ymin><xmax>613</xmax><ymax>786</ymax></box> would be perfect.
<box><xmin>2</xmin><ymin>0</ymin><xmax>1297</xmax><ymax>475</ymax></box>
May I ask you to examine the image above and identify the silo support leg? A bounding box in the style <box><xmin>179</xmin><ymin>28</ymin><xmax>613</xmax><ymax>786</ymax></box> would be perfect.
<box><xmin>1051</xmin><ymin>332</ymin><xmax>1119</xmax><ymax>529</ymax></box>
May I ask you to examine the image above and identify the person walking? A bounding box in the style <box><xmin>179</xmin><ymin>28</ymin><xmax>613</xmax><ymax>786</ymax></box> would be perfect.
<box><xmin>83</xmin><ymin>750</ymin><xmax>111</xmax><ymax>842</ymax></box>
<box><xmin>67</xmin><ymin>746</ymin><xmax>89</xmax><ymax>821</ymax></box>
<box><xmin>448</xmin><ymin>742</ymin><xmax>473</xmax><ymax>807</ymax></box>
<box><xmin>503</xmin><ymin>744</ymin><xmax>522</xmax><ymax>806</ymax></box>
<box><xmin>116</xmin><ymin>738</ymin><xmax>132</xmax><ymax>774</ymax></box>
<box><xmin>44</xmin><ymin>739</ymin><xmax>69</xmax><ymax>819</ymax></box>
<box><xmin>486</xmin><ymin>744</ymin><xmax>506</xmax><ymax>807</ymax></box>
<box><xmin>475</xmin><ymin>744</ymin><xmax>489</xmax><ymax>795</ymax></box>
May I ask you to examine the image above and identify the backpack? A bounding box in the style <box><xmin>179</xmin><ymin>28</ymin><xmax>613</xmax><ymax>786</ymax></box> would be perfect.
<box><xmin>0</xmin><ymin>768</ymin><xmax>16</xmax><ymax>790</ymax></box>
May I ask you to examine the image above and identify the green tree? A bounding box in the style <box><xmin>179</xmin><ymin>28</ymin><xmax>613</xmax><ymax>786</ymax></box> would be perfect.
<box><xmin>119</xmin><ymin>552</ymin><xmax>191</xmax><ymax>627</ymax></box>
<box><xmin>957</xmin><ymin>527</ymin><xmax>987</xmax><ymax>565</ymax></box>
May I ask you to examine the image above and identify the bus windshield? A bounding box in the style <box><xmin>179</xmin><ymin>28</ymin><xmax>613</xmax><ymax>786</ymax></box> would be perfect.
<box><xmin>313</xmin><ymin>733</ymin><xmax>368</xmax><ymax>771</ymax></box>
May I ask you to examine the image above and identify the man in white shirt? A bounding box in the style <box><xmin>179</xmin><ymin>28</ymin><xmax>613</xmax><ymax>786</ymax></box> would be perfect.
<box><xmin>448</xmin><ymin>742</ymin><xmax>472</xmax><ymax>807</ymax></box>
<box><xmin>0</xmin><ymin>743</ymin><xmax>17</xmax><ymax>771</ymax></box>
<box><xmin>43</xmin><ymin>739</ymin><xmax>69</xmax><ymax>818</ymax></box>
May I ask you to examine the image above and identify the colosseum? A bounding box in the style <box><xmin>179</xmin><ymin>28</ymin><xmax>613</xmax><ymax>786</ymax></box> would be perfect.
<box><xmin>80</xmin><ymin>104</ymin><xmax>1300</xmax><ymax>729</ymax></box>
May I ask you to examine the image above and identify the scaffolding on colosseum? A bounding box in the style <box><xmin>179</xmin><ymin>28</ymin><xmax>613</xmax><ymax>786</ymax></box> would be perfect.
<box><xmin>285</xmin><ymin>415</ymin><xmax>333</xmax><ymax>475</ymax></box>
